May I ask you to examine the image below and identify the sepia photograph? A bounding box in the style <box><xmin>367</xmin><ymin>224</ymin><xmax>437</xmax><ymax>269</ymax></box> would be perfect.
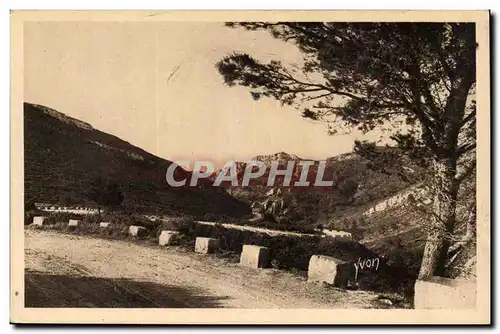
<box><xmin>10</xmin><ymin>10</ymin><xmax>490</xmax><ymax>324</ymax></box>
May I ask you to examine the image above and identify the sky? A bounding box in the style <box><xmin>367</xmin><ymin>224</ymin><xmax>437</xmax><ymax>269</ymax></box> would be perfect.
<box><xmin>24</xmin><ymin>21</ymin><xmax>391</xmax><ymax>167</ymax></box>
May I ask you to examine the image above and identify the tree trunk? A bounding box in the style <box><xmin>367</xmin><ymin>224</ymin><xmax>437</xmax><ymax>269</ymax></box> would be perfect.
<box><xmin>418</xmin><ymin>157</ymin><xmax>459</xmax><ymax>279</ymax></box>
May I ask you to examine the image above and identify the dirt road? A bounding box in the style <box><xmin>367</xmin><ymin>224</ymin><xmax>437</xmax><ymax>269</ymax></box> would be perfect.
<box><xmin>25</xmin><ymin>229</ymin><xmax>382</xmax><ymax>308</ymax></box>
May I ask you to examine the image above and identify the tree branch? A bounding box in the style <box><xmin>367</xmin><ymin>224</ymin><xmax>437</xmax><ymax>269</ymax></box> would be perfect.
<box><xmin>461</xmin><ymin>108</ymin><xmax>476</xmax><ymax>127</ymax></box>
<box><xmin>457</xmin><ymin>143</ymin><xmax>476</xmax><ymax>157</ymax></box>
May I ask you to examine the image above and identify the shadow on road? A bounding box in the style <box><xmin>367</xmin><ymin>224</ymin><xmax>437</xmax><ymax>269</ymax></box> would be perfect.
<box><xmin>25</xmin><ymin>270</ymin><xmax>230</xmax><ymax>308</ymax></box>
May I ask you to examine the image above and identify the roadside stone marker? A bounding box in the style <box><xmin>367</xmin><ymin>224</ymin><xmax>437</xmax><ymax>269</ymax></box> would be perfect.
<box><xmin>100</xmin><ymin>222</ymin><xmax>111</xmax><ymax>228</ymax></box>
<box><xmin>32</xmin><ymin>216</ymin><xmax>47</xmax><ymax>226</ymax></box>
<box><xmin>195</xmin><ymin>237</ymin><xmax>219</xmax><ymax>254</ymax></box>
<box><xmin>159</xmin><ymin>230</ymin><xmax>180</xmax><ymax>246</ymax></box>
<box><xmin>414</xmin><ymin>276</ymin><xmax>476</xmax><ymax>309</ymax></box>
<box><xmin>68</xmin><ymin>219</ymin><xmax>80</xmax><ymax>227</ymax></box>
<box><xmin>307</xmin><ymin>255</ymin><xmax>355</xmax><ymax>287</ymax></box>
<box><xmin>129</xmin><ymin>225</ymin><xmax>148</xmax><ymax>237</ymax></box>
<box><xmin>240</xmin><ymin>245</ymin><xmax>271</xmax><ymax>268</ymax></box>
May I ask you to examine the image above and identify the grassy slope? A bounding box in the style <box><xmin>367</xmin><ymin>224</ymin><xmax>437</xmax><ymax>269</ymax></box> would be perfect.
<box><xmin>24</xmin><ymin>102</ymin><xmax>250</xmax><ymax>217</ymax></box>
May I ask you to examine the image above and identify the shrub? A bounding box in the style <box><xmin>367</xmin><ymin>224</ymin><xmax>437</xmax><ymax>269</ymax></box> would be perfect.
<box><xmin>25</xmin><ymin>198</ymin><xmax>37</xmax><ymax>211</ymax></box>
<box><xmin>24</xmin><ymin>210</ymin><xmax>43</xmax><ymax>226</ymax></box>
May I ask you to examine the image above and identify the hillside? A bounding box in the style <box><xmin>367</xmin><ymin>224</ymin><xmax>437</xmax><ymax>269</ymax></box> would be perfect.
<box><xmin>212</xmin><ymin>147</ymin><xmax>426</xmax><ymax>230</ymax></box>
<box><xmin>24</xmin><ymin>102</ymin><xmax>251</xmax><ymax>217</ymax></box>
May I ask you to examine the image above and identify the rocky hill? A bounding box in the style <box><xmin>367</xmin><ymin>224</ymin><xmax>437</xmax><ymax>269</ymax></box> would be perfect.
<box><xmin>253</xmin><ymin>152</ymin><xmax>301</xmax><ymax>165</ymax></box>
<box><xmin>24</xmin><ymin>102</ymin><xmax>251</xmax><ymax>217</ymax></box>
<box><xmin>211</xmin><ymin>147</ymin><xmax>426</xmax><ymax>230</ymax></box>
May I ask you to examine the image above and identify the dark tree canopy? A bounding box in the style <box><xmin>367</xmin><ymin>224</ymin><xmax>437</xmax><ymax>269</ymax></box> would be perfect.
<box><xmin>87</xmin><ymin>178</ymin><xmax>124</xmax><ymax>210</ymax></box>
<box><xmin>217</xmin><ymin>22</ymin><xmax>476</xmax><ymax>163</ymax></box>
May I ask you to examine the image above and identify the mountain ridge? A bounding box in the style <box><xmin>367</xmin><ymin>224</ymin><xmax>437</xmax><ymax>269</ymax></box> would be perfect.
<box><xmin>24</xmin><ymin>102</ymin><xmax>250</xmax><ymax>217</ymax></box>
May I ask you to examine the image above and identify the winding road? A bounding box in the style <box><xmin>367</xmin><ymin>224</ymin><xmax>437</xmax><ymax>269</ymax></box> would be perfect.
<box><xmin>24</xmin><ymin>229</ymin><xmax>380</xmax><ymax>308</ymax></box>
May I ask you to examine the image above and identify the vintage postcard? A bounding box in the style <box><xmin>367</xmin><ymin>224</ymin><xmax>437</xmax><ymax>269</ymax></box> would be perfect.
<box><xmin>10</xmin><ymin>10</ymin><xmax>490</xmax><ymax>324</ymax></box>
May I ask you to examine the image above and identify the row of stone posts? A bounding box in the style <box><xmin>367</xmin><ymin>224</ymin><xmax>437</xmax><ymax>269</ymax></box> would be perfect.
<box><xmin>156</xmin><ymin>230</ymin><xmax>272</xmax><ymax>269</ymax></box>
<box><xmin>32</xmin><ymin>217</ymin><xmax>475</xmax><ymax>308</ymax></box>
<box><xmin>32</xmin><ymin>216</ymin><xmax>112</xmax><ymax>228</ymax></box>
